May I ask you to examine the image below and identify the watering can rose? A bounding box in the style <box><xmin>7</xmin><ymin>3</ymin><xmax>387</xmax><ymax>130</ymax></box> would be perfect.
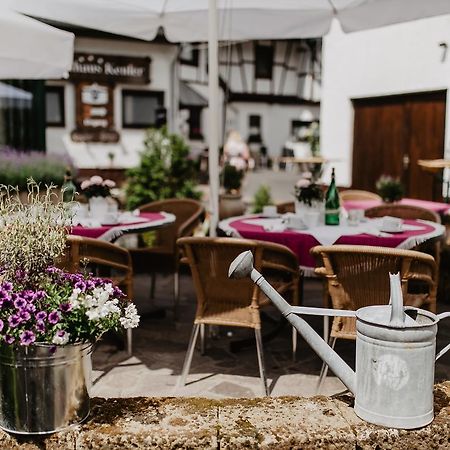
<box><xmin>0</xmin><ymin>267</ymin><xmax>139</xmax><ymax>347</ymax></box>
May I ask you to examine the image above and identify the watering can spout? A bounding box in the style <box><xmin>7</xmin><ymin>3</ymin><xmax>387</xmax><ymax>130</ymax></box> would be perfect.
<box><xmin>229</xmin><ymin>251</ymin><xmax>356</xmax><ymax>394</ymax></box>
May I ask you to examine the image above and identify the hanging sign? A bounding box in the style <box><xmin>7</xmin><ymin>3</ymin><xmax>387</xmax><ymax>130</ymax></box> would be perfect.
<box><xmin>71</xmin><ymin>82</ymin><xmax>119</xmax><ymax>143</ymax></box>
<box><xmin>70</xmin><ymin>53</ymin><xmax>150</xmax><ymax>85</ymax></box>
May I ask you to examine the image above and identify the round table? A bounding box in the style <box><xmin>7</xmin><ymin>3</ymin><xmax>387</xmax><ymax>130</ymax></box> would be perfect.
<box><xmin>71</xmin><ymin>211</ymin><xmax>176</xmax><ymax>242</ymax></box>
<box><xmin>219</xmin><ymin>214</ymin><xmax>445</xmax><ymax>276</ymax></box>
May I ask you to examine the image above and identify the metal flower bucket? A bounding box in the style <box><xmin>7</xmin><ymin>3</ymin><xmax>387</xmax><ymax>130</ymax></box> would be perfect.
<box><xmin>0</xmin><ymin>343</ymin><xmax>92</xmax><ymax>434</ymax></box>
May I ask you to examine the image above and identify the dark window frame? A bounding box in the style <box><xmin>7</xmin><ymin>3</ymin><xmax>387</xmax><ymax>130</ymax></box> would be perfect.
<box><xmin>179</xmin><ymin>44</ymin><xmax>199</xmax><ymax>67</ymax></box>
<box><xmin>121</xmin><ymin>89</ymin><xmax>164</xmax><ymax>129</ymax></box>
<box><xmin>45</xmin><ymin>85</ymin><xmax>65</xmax><ymax>127</ymax></box>
<box><xmin>254</xmin><ymin>43</ymin><xmax>274</xmax><ymax>80</ymax></box>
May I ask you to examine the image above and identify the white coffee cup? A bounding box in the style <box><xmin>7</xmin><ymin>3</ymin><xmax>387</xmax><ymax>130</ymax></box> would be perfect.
<box><xmin>348</xmin><ymin>209</ymin><xmax>364</xmax><ymax>226</ymax></box>
<box><xmin>382</xmin><ymin>216</ymin><xmax>403</xmax><ymax>232</ymax></box>
<box><xmin>262</xmin><ymin>205</ymin><xmax>277</xmax><ymax>217</ymax></box>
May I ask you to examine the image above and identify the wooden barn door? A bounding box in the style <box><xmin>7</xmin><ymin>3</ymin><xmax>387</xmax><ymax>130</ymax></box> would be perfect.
<box><xmin>352</xmin><ymin>91</ymin><xmax>446</xmax><ymax>200</ymax></box>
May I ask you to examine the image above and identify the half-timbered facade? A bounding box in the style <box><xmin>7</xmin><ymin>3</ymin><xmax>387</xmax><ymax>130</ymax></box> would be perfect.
<box><xmin>178</xmin><ymin>39</ymin><xmax>321</xmax><ymax>160</ymax></box>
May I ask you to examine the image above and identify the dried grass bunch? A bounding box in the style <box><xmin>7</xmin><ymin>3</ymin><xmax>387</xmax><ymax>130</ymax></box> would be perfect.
<box><xmin>0</xmin><ymin>180</ymin><xmax>70</xmax><ymax>285</ymax></box>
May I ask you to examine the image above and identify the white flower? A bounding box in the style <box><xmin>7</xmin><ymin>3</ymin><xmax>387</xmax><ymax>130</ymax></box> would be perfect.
<box><xmin>120</xmin><ymin>304</ymin><xmax>140</xmax><ymax>329</ymax></box>
<box><xmin>86</xmin><ymin>308</ymin><xmax>100</xmax><ymax>321</ymax></box>
<box><xmin>90</xmin><ymin>175</ymin><xmax>104</xmax><ymax>185</ymax></box>
<box><xmin>296</xmin><ymin>178</ymin><xmax>311</xmax><ymax>188</ymax></box>
<box><xmin>52</xmin><ymin>330</ymin><xmax>70</xmax><ymax>345</ymax></box>
<box><xmin>103</xmin><ymin>179</ymin><xmax>116</xmax><ymax>188</ymax></box>
<box><xmin>80</xmin><ymin>180</ymin><xmax>92</xmax><ymax>190</ymax></box>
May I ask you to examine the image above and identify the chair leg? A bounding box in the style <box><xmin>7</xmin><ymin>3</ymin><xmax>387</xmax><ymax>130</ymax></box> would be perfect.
<box><xmin>174</xmin><ymin>271</ymin><xmax>180</xmax><ymax>319</ymax></box>
<box><xmin>126</xmin><ymin>328</ymin><xmax>132</xmax><ymax>356</ymax></box>
<box><xmin>292</xmin><ymin>327</ymin><xmax>298</xmax><ymax>361</ymax></box>
<box><xmin>177</xmin><ymin>324</ymin><xmax>200</xmax><ymax>388</ymax></box>
<box><xmin>255</xmin><ymin>328</ymin><xmax>269</xmax><ymax>396</ymax></box>
<box><xmin>150</xmin><ymin>271</ymin><xmax>156</xmax><ymax>299</ymax></box>
<box><xmin>200</xmin><ymin>323</ymin><xmax>206</xmax><ymax>355</ymax></box>
<box><xmin>316</xmin><ymin>336</ymin><xmax>337</xmax><ymax>394</ymax></box>
<box><xmin>323</xmin><ymin>316</ymin><xmax>329</xmax><ymax>343</ymax></box>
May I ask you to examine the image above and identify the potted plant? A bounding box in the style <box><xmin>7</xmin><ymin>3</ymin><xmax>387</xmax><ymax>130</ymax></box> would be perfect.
<box><xmin>0</xmin><ymin>181</ymin><xmax>139</xmax><ymax>434</ymax></box>
<box><xmin>219</xmin><ymin>163</ymin><xmax>246</xmax><ymax>219</ymax></box>
<box><xmin>252</xmin><ymin>185</ymin><xmax>273</xmax><ymax>214</ymax></box>
<box><xmin>125</xmin><ymin>127</ymin><xmax>201</xmax><ymax>210</ymax></box>
<box><xmin>80</xmin><ymin>175</ymin><xmax>116</xmax><ymax>218</ymax></box>
<box><xmin>376</xmin><ymin>175</ymin><xmax>404</xmax><ymax>203</ymax></box>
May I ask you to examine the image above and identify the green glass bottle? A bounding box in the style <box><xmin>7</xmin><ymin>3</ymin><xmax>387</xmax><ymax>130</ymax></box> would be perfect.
<box><xmin>62</xmin><ymin>169</ymin><xmax>76</xmax><ymax>202</ymax></box>
<box><xmin>325</xmin><ymin>167</ymin><xmax>340</xmax><ymax>225</ymax></box>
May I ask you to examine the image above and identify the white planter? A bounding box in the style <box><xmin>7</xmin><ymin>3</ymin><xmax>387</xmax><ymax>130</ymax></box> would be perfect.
<box><xmin>295</xmin><ymin>200</ymin><xmax>324</xmax><ymax>227</ymax></box>
<box><xmin>89</xmin><ymin>196</ymin><xmax>109</xmax><ymax>219</ymax></box>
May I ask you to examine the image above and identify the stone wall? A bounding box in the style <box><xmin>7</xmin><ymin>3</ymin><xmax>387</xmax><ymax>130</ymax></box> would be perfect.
<box><xmin>2</xmin><ymin>382</ymin><xmax>449</xmax><ymax>449</ymax></box>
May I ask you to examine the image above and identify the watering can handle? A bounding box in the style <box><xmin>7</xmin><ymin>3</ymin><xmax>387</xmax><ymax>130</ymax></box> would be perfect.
<box><xmin>436</xmin><ymin>312</ymin><xmax>450</xmax><ymax>361</ymax></box>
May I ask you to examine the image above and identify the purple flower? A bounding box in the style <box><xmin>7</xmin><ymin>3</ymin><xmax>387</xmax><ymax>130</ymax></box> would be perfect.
<box><xmin>19</xmin><ymin>330</ymin><xmax>36</xmax><ymax>346</ymax></box>
<box><xmin>0</xmin><ymin>319</ymin><xmax>4</xmax><ymax>332</ymax></box>
<box><xmin>74</xmin><ymin>281</ymin><xmax>86</xmax><ymax>292</ymax></box>
<box><xmin>2</xmin><ymin>282</ymin><xmax>12</xmax><ymax>292</ymax></box>
<box><xmin>0</xmin><ymin>289</ymin><xmax>10</xmax><ymax>302</ymax></box>
<box><xmin>59</xmin><ymin>303</ymin><xmax>72</xmax><ymax>313</ymax></box>
<box><xmin>14</xmin><ymin>297</ymin><xmax>27</xmax><ymax>310</ymax></box>
<box><xmin>36</xmin><ymin>311</ymin><xmax>47</xmax><ymax>321</ymax></box>
<box><xmin>35</xmin><ymin>321</ymin><xmax>46</xmax><ymax>333</ymax></box>
<box><xmin>4</xmin><ymin>335</ymin><xmax>15</xmax><ymax>344</ymax></box>
<box><xmin>48</xmin><ymin>311</ymin><xmax>60</xmax><ymax>325</ymax></box>
<box><xmin>19</xmin><ymin>310</ymin><xmax>31</xmax><ymax>321</ymax></box>
<box><xmin>8</xmin><ymin>314</ymin><xmax>22</xmax><ymax>328</ymax></box>
<box><xmin>34</xmin><ymin>291</ymin><xmax>46</xmax><ymax>301</ymax></box>
<box><xmin>26</xmin><ymin>303</ymin><xmax>36</xmax><ymax>313</ymax></box>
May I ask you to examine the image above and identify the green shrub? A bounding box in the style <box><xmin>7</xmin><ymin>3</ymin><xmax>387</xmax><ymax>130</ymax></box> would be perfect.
<box><xmin>0</xmin><ymin>149</ymin><xmax>70</xmax><ymax>191</ymax></box>
<box><xmin>125</xmin><ymin>127</ymin><xmax>201</xmax><ymax>210</ymax></box>
<box><xmin>376</xmin><ymin>175</ymin><xmax>404</xmax><ymax>203</ymax></box>
<box><xmin>252</xmin><ymin>185</ymin><xmax>273</xmax><ymax>213</ymax></box>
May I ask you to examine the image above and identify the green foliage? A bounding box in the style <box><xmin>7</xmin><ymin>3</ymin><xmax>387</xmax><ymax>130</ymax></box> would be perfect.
<box><xmin>376</xmin><ymin>175</ymin><xmax>404</xmax><ymax>202</ymax></box>
<box><xmin>222</xmin><ymin>164</ymin><xmax>244</xmax><ymax>193</ymax></box>
<box><xmin>125</xmin><ymin>127</ymin><xmax>201</xmax><ymax>210</ymax></box>
<box><xmin>252</xmin><ymin>185</ymin><xmax>273</xmax><ymax>213</ymax></box>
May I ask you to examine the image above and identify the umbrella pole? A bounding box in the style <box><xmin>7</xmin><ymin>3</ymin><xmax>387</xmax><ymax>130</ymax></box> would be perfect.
<box><xmin>208</xmin><ymin>0</ymin><xmax>220</xmax><ymax>236</ymax></box>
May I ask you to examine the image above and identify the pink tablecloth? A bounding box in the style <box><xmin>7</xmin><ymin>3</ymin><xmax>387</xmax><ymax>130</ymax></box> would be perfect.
<box><xmin>219</xmin><ymin>215</ymin><xmax>444</xmax><ymax>275</ymax></box>
<box><xmin>343</xmin><ymin>198</ymin><xmax>449</xmax><ymax>214</ymax></box>
<box><xmin>71</xmin><ymin>212</ymin><xmax>174</xmax><ymax>241</ymax></box>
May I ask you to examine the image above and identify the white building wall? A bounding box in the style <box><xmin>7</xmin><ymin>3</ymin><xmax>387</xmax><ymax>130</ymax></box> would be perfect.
<box><xmin>46</xmin><ymin>37</ymin><xmax>177</xmax><ymax>168</ymax></box>
<box><xmin>321</xmin><ymin>16</ymin><xmax>450</xmax><ymax>186</ymax></box>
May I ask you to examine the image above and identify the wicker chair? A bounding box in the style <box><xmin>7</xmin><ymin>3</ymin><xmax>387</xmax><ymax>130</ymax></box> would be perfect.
<box><xmin>176</xmin><ymin>237</ymin><xmax>302</xmax><ymax>395</ymax></box>
<box><xmin>339</xmin><ymin>189</ymin><xmax>381</xmax><ymax>202</ymax></box>
<box><xmin>311</xmin><ymin>244</ymin><xmax>437</xmax><ymax>390</ymax></box>
<box><xmin>364</xmin><ymin>204</ymin><xmax>440</xmax><ymax>223</ymax></box>
<box><xmin>129</xmin><ymin>198</ymin><xmax>204</xmax><ymax>315</ymax></box>
<box><xmin>276</xmin><ymin>201</ymin><xmax>295</xmax><ymax>215</ymax></box>
<box><xmin>365</xmin><ymin>203</ymin><xmax>442</xmax><ymax>270</ymax></box>
<box><xmin>60</xmin><ymin>235</ymin><xmax>134</xmax><ymax>355</ymax></box>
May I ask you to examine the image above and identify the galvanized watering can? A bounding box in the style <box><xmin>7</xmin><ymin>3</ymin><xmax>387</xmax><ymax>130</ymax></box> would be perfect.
<box><xmin>229</xmin><ymin>251</ymin><xmax>450</xmax><ymax>429</ymax></box>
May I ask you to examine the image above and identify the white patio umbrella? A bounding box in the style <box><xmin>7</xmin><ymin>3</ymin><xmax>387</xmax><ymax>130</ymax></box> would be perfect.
<box><xmin>0</xmin><ymin>82</ymin><xmax>33</xmax><ymax>109</ymax></box>
<box><xmin>14</xmin><ymin>0</ymin><xmax>450</xmax><ymax>233</ymax></box>
<box><xmin>0</xmin><ymin>3</ymin><xmax>74</xmax><ymax>79</ymax></box>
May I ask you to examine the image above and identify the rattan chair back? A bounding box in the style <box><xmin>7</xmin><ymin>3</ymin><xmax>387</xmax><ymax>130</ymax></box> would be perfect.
<box><xmin>339</xmin><ymin>189</ymin><xmax>381</xmax><ymax>202</ymax></box>
<box><xmin>311</xmin><ymin>245</ymin><xmax>437</xmax><ymax>340</ymax></box>
<box><xmin>276</xmin><ymin>201</ymin><xmax>295</xmax><ymax>215</ymax></box>
<box><xmin>365</xmin><ymin>204</ymin><xmax>440</xmax><ymax>223</ymax></box>
<box><xmin>60</xmin><ymin>235</ymin><xmax>133</xmax><ymax>299</ymax></box>
<box><xmin>138</xmin><ymin>198</ymin><xmax>204</xmax><ymax>253</ymax></box>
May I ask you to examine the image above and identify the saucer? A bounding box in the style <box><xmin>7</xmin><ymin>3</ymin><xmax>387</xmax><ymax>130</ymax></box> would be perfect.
<box><xmin>379</xmin><ymin>226</ymin><xmax>404</xmax><ymax>233</ymax></box>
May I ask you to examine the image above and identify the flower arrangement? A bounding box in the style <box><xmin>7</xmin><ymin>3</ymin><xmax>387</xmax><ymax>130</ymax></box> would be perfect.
<box><xmin>80</xmin><ymin>175</ymin><xmax>116</xmax><ymax>199</ymax></box>
<box><xmin>0</xmin><ymin>181</ymin><xmax>139</xmax><ymax>348</ymax></box>
<box><xmin>294</xmin><ymin>172</ymin><xmax>323</xmax><ymax>207</ymax></box>
<box><xmin>376</xmin><ymin>175</ymin><xmax>404</xmax><ymax>203</ymax></box>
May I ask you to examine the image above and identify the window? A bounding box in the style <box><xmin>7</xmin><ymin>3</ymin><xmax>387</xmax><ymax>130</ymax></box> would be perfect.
<box><xmin>122</xmin><ymin>90</ymin><xmax>164</xmax><ymax>128</ymax></box>
<box><xmin>248</xmin><ymin>115</ymin><xmax>262</xmax><ymax>144</ymax></box>
<box><xmin>254</xmin><ymin>43</ymin><xmax>273</xmax><ymax>79</ymax></box>
<box><xmin>179</xmin><ymin>43</ymin><xmax>199</xmax><ymax>67</ymax></box>
<box><xmin>45</xmin><ymin>86</ymin><xmax>65</xmax><ymax>127</ymax></box>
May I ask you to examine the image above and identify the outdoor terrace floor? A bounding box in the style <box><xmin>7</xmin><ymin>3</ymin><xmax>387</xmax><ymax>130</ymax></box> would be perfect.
<box><xmin>91</xmin><ymin>272</ymin><xmax>450</xmax><ymax>399</ymax></box>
